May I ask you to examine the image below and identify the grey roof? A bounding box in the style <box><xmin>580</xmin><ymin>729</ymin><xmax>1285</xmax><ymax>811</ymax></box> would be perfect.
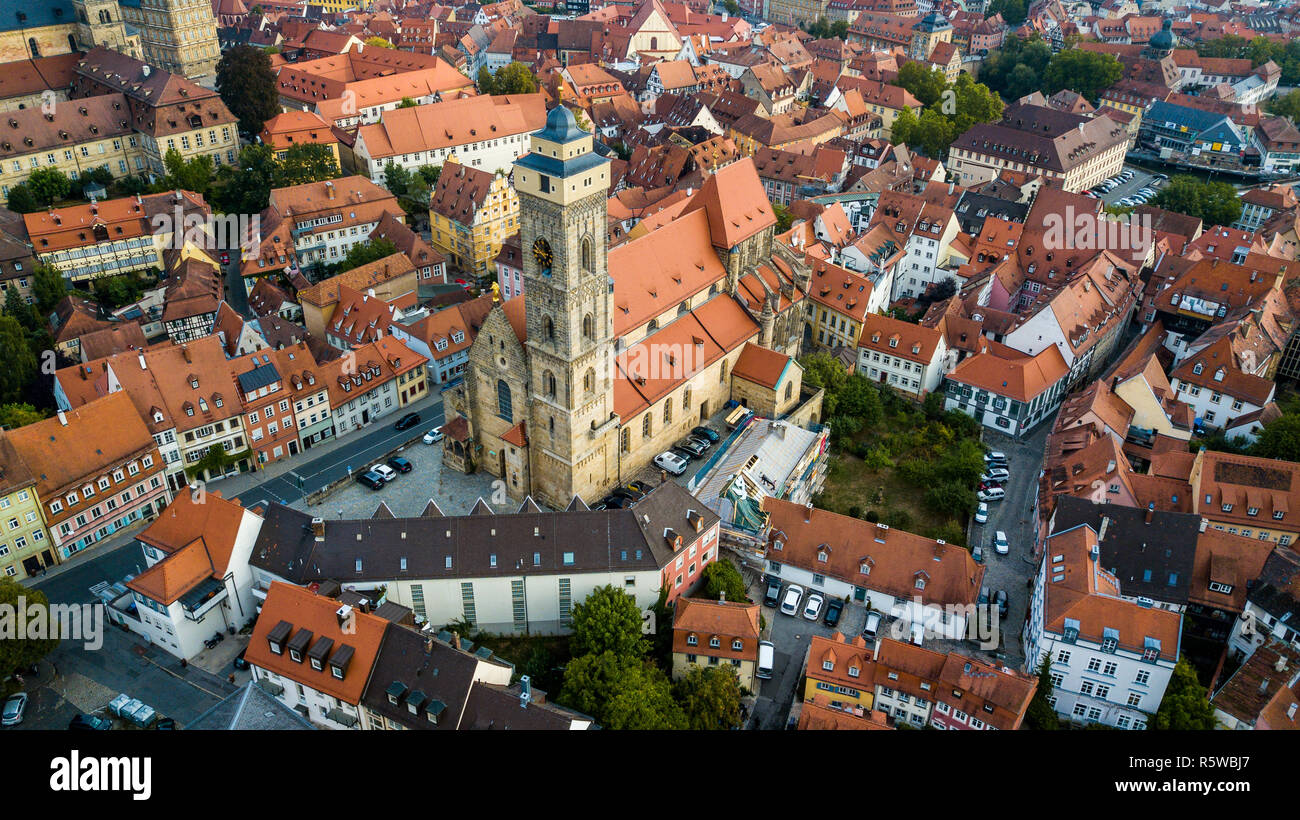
<box><xmin>535</xmin><ymin>105</ymin><xmax>588</xmax><ymax>143</ymax></box>
<box><xmin>249</xmin><ymin>481</ymin><xmax>713</xmax><ymax>583</ymax></box>
<box><xmin>236</xmin><ymin>361</ymin><xmax>281</xmax><ymax>393</ymax></box>
<box><xmin>461</xmin><ymin>682</ymin><xmax>592</xmax><ymax>729</ymax></box>
<box><xmin>0</xmin><ymin>0</ymin><xmax>75</xmax><ymax>31</ymax></box>
<box><xmin>1247</xmin><ymin>546</ymin><xmax>1300</xmax><ymax>624</ymax></box>
<box><xmin>360</xmin><ymin>622</ymin><xmax>506</xmax><ymax>731</ymax></box>
<box><xmin>1051</xmin><ymin>496</ymin><xmax>1200</xmax><ymax>605</ymax></box>
<box><xmin>187</xmin><ymin>682</ymin><xmax>317</xmax><ymax>730</ymax></box>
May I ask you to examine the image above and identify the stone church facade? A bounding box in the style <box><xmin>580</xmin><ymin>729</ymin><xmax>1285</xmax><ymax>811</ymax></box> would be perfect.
<box><xmin>446</xmin><ymin>106</ymin><xmax>821</xmax><ymax>510</ymax></box>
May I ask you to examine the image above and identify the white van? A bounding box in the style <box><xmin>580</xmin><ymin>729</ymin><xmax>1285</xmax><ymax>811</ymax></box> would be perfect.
<box><xmin>756</xmin><ymin>641</ymin><xmax>775</xmax><ymax>680</ymax></box>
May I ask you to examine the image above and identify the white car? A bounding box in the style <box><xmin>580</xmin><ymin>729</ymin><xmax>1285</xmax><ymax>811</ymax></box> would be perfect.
<box><xmin>654</xmin><ymin>451</ymin><xmax>688</xmax><ymax>475</ymax></box>
<box><xmin>994</xmin><ymin>530</ymin><xmax>1010</xmax><ymax>555</ymax></box>
<box><xmin>978</xmin><ymin>487</ymin><xmax>1006</xmax><ymax>503</ymax></box>
<box><xmin>423</xmin><ymin>427</ymin><xmax>443</xmax><ymax>444</ymax></box>
<box><xmin>981</xmin><ymin>467</ymin><xmax>1010</xmax><ymax>483</ymax></box>
<box><xmin>780</xmin><ymin>584</ymin><xmax>804</xmax><ymax>616</ymax></box>
<box><xmin>370</xmin><ymin>464</ymin><xmax>398</xmax><ymax>482</ymax></box>
<box><xmin>802</xmin><ymin>592</ymin><xmax>824</xmax><ymax>621</ymax></box>
<box><xmin>984</xmin><ymin>451</ymin><xmax>1007</xmax><ymax>464</ymax></box>
<box><xmin>975</xmin><ymin>502</ymin><xmax>988</xmax><ymax>525</ymax></box>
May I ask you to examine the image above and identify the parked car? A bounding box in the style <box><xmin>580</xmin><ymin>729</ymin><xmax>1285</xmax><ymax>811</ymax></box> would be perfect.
<box><xmin>862</xmin><ymin>610</ymin><xmax>882</xmax><ymax>639</ymax></box>
<box><xmin>371</xmin><ymin>464</ymin><xmax>398</xmax><ymax>482</ymax></box>
<box><xmin>972</xmin><ymin>544</ymin><xmax>986</xmax><ymax>564</ymax></box>
<box><xmin>757</xmin><ymin>641</ymin><xmax>775</xmax><ymax>680</ymax></box>
<box><xmin>823</xmin><ymin>598</ymin><xmax>844</xmax><ymax>628</ymax></box>
<box><xmin>802</xmin><ymin>592</ymin><xmax>824</xmax><ymax>621</ymax></box>
<box><xmin>394</xmin><ymin>412</ymin><xmax>421</xmax><ymax>431</ymax></box>
<box><xmin>994</xmin><ymin>589</ymin><xmax>1009</xmax><ymax>618</ymax></box>
<box><xmin>612</xmin><ymin>485</ymin><xmax>646</xmax><ymax>501</ymax></box>
<box><xmin>982</xmin><ymin>467</ymin><xmax>1010</xmax><ymax>482</ymax></box>
<box><xmin>670</xmin><ymin>446</ymin><xmax>699</xmax><ymax>462</ymax></box>
<box><xmin>654</xmin><ymin>451</ymin><xmax>688</xmax><ymax>475</ymax></box>
<box><xmin>625</xmin><ymin>480</ymin><xmax>652</xmax><ymax>495</ymax></box>
<box><xmin>2</xmin><ymin>692</ymin><xmax>27</xmax><ymax>726</ymax></box>
<box><xmin>780</xmin><ymin>584</ymin><xmax>804</xmax><ymax>616</ymax></box>
<box><xmin>69</xmin><ymin>713</ymin><xmax>112</xmax><ymax>731</ymax></box>
<box><xmin>763</xmin><ymin>577</ymin><xmax>782</xmax><ymax>607</ymax></box>
<box><xmin>691</xmin><ymin>426</ymin><xmax>720</xmax><ymax>443</ymax></box>
<box><xmin>978</xmin><ymin>587</ymin><xmax>991</xmax><ymax>606</ymax></box>
<box><xmin>994</xmin><ymin>530</ymin><xmax>1010</xmax><ymax>555</ymax></box>
<box><xmin>154</xmin><ymin>717</ymin><xmax>176</xmax><ymax>730</ymax></box>
<box><xmin>233</xmin><ymin>649</ymin><xmax>249</xmax><ymax>670</ymax></box>
<box><xmin>357</xmin><ymin>471</ymin><xmax>385</xmax><ymax>490</ymax></box>
<box><xmin>984</xmin><ymin>451</ymin><xmax>1007</xmax><ymax>464</ymax></box>
<box><xmin>975</xmin><ymin>502</ymin><xmax>988</xmax><ymax>524</ymax></box>
<box><xmin>978</xmin><ymin>487</ymin><xmax>1006</xmax><ymax>502</ymax></box>
<box><xmin>676</xmin><ymin>438</ymin><xmax>708</xmax><ymax>457</ymax></box>
<box><xmin>387</xmin><ymin>456</ymin><xmax>413</xmax><ymax>474</ymax></box>
<box><xmin>599</xmin><ymin>495</ymin><xmax>630</xmax><ymax>509</ymax></box>
<box><xmin>423</xmin><ymin>427</ymin><xmax>444</xmax><ymax>444</ymax></box>
<box><xmin>219</xmin><ymin>251</ymin><xmax>230</xmax><ymax>265</ymax></box>
<box><xmin>687</xmin><ymin>435</ymin><xmax>714</xmax><ymax>451</ymax></box>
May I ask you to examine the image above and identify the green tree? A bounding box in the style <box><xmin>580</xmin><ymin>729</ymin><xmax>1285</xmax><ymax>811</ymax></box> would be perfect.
<box><xmin>1268</xmin><ymin>89</ymin><xmax>1300</xmax><ymax>123</ymax></box>
<box><xmin>1251</xmin><ymin>412</ymin><xmax>1300</xmax><ymax>462</ymax></box>
<box><xmin>1025</xmin><ymin>656</ymin><xmax>1061</xmax><ymax>729</ymax></box>
<box><xmin>890</xmin><ymin>105</ymin><xmax>919</xmax><ymax>146</ymax></box>
<box><xmin>416</xmin><ymin>165</ymin><xmax>442</xmax><ymax>187</ymax></box>
<box><xmin>335</xmin><ymin>238</ymin><xmax>398</xmax><ymax>273</ymax></box>
<box><xmin>78</xmin><ymin>165</ymin><xmax>115</xmax><ymax>195</ymax></box>
<box><xmin>159</xmin><ymin>148</ymin><xmax>214</xmax><ymax>198</ymax></box>
<box><xmin>979</xmin><ymin>35</ymin><xmax>1052</xmax><ymax>100</ymax></box>
<box><xmin>988</xmin><ymin>0</ymin><xmax>1028</xmax><ymax>25</ymax></box>
<box><xmin>1151</xmin><ymin>657</ymin><xmax>1217</xmax><ymax>730</ymax></box>
<box><xmin>364</xmin><ymin>36</ymin><xmax>395</xmax><ymax>49</ymax></box>
<box><xmin>836</xmin><ymin>375</ymin><xmax>884</xmax><ymax>425</ymax></box>
<box><xmin>0</xmin><ymin>578</ymin><xmax>60</xmax><ymax>680</ymax></box>
<box><xmin>484</xmin><ymin>62</ymin><xmax>539</xmax><ymax>95</ymax></box>
<box><xmin>6</xmin><ymin>184</ymin><xmax>38</xmax><ymax>214</ymax></box>
<box><xmin>722</xmin><ymin>0</ymin><xmax>740</xmax><ymax>14</ymax></box>
<box><xmin>0</xmin><ymin>314</ymin><xmax>36</xmax><ymax>403</ymax></box>
<box><xmin>558</xmin><ymin>651</ymin><xmax>685</xmax><ymax>728</ymax></box>
<box><xmin>0</xmin><ymin>403</ymin><xmax>45</xmax><ymax>429</ymax></box>
<box><xmin>216</xmin><ymin>143</ymin><xmax>278</xmax><ymax>214</ymax></box>
<box><xmin>924</xmin><ymin>481</ymin><xmax>976</xmax><ymax>518</ymax></box>
<box><xmin>216</xmin><ymin>44</ymin><xmax>281</xmax><ymax>135</ymax></box>
<box><xmin>893</xmin><ymin>61</ymin><xmax>947</xmax><ymax>108</ymax></box>
<box><xmin>674</xmin><ymin>665</ymin><xmax>743</xmax><ymax>729</ymax></box>
<box><xmin>1043</xmin><ymin>50</ymin><xmax>1123</xmax><ymax>103</ymax></box>
<box><xmin>570</xmin><ymin>584</ymin><xmax>647</xmax><ymax>659</ymax></box>
<box><xmin>476</xmin><ymin>65</ymin><xmax>496</xmax><ymax>95</ymax></box>
<box><xmin>382</xmin><ymin>161</ymin><xmax>413</xmax><ymax>198</ymax></box>
<box><xmin>950</xmin><ymin>73</ymin><xmax>1004</xmax><ymax>132</ymax></box>
<box><xmin>908</xmin><ymin>108</ymin><xmax>958</xmax><ymax>158</ymax></box>
<box><xmin>25</xmin><ymin>167</ymin><xmax>72</xmax><ymax>207</ymax></box>
<box><xmin>397</xmin><ymin>97</ymin><xmax>418</xmax><ymax>108</ymax></box>
<box><xmin>700</xmin><ymin>560</ymin><xmax>750</xmax><ymax>603</ymax></box>
<box><xmin>276</xmin><ymin>143</ymin><xmax>341</xmax><ymax>188</ymax></box>
<box><xmin>1152</xmin><ymin>176</ymin><xmax>1242</xmax><ymax>228</ymax></box>
<box><xmin>798</xmin><ymin>351</ymin><xmax>849</xmax><ymax>393</ymax></box>
<box><xmin>772</xmin><ymin>201</ymin><xmax>794</xmax><ymax>232</ymax></box>
<box><xmin>4</xmin><ymin>285</ymin><xmax>36</xmax><ymax>331</ymax></box>
<box><xmin>32</xmin><ymin>265</ymin><xmax>68</xmax><ymax>315</ymax></box>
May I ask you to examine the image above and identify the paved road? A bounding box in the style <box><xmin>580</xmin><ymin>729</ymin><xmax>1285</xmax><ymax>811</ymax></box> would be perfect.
<box><xmin>971</xmin><ymin>418</ymin><xmax>1055</xmax><ymax>669</ymax></box>
<box><xmin>223</xmin><ymin>254</ymin><xmax>250</xmax><ymax>317</ymax></box>
<box><xmin>231</xmin><ymin>395</ymin><xmax>445</xmax><ymax>509</ymax></box>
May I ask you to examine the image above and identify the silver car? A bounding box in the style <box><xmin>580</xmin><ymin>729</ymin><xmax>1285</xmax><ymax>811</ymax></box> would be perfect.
<box><xmin>2</xmin><ymin>692</ymin><xmax>27</xmax><ymax>726</ymax></box>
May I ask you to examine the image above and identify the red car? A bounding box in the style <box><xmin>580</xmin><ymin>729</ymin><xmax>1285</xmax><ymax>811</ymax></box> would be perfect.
<box><xmin>219</xmin><ymin>252</ymin><xmax>230</xmax><ymax>264</ymax></box>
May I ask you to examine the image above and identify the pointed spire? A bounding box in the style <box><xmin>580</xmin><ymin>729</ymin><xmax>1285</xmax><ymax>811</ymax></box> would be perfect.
<box><xmin>517</xmin><ymin>495</ymin><xmax>542</xmax><ymax>513</ymax></box>
<box><xmin>566</xmin><ymin>494</ymin><xmax>590</xmax><ymax>511</ymax></box>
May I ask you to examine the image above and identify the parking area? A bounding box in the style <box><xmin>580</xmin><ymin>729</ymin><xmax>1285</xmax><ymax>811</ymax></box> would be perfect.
<box><xmin>285</xmin><ymin>440</ymin><xmax>509</xmax><ymax>519</ymax></box>
<box><xmin>1093</xmin><ymin>165</ymin><xmax>1167</xmax><ymax>208</ymax></box>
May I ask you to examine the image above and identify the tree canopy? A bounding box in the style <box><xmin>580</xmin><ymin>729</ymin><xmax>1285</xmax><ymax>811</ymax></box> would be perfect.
<box><xmin>673</xmin><ymin>665</ymin><xmax>744</xmax><ymax>730</ymax></box>
<box><xmin>1041</xmin><ymin>50</ymin><xmax>1124</xmax><ymax>103</ymax></box>
<box><xmin>889</xmin><ymin>73</ymin><xmax>1003</xmax><ymax>158</ymax></box>
<box><xmin>478</xmin><ymin>61</ymin><xmax>539</xmax><ymax>95</ymax></box>
<box><xmin>979</xmin><ymin>35</ymin><xmax>1056</xmax><ymax>101</ymax></box>
<box><xmin>569</xmin><ymin>584</ymin><xmax>648</xmax><ymax>659</ymax></box>
<box><xmin>216</xmin><ymin>45</ymin><xmax>281</xmax><ymax>135</ymax></box>
<box><xmin>1151</xmin><ymin>657</ymin><xmax>1217</xmax><ymax>730</ymax></box>
<box><xmin>1151</xmin><ymin>176</ymin><xmax>1243</xmax><ymax>228</ymax></box>
<box><xmin>1197</xmin><ymin>35</ymin><xmax>1300</xmax><ymax>86</ymax></box>
<box><xmin>988</xmin><ymin>0</ymin><xmax>1027</xmax><ymax>25</ymax></box>
<box><xmin>0</xmin><ymin>578</ymin><xmax>60</xmax><ymax>679</ymax></box>
<box><xmin>700</xmin><ymin>560</ymin><xmax>750</xmax><ymax>604</ymax></box>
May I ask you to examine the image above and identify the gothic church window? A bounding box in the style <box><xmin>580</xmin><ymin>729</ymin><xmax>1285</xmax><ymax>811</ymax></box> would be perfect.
<box><xmin>497</xmin><ymin>380</ymin><xmax>513</xmax><ymax>421</ymax></box>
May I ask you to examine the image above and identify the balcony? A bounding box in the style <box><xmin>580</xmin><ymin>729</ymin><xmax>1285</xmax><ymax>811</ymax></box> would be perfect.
<box><xmin>181</xmin><ymin>576</ymin><xmax>228</xmax><ymax>621</ymax></box>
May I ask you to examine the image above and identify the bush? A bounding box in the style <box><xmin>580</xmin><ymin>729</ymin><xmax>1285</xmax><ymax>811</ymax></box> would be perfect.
<box><xmin>924</xmin><ymin>481</ymin><xmax>977</xmax><ymax>518</ymax></box>
<box><xmin>883</xmin><ymin>508</ymin><xmax>913</xmax><ymax>530</ymax></box>
<box><xmin>897</xmin><ymin>458</ymin><xmax>935</xmax><ymax>486</ymax></box>
<box><xmin>861</xmin><ymin>445</ymin><xmax>895</xmax><ymax>470</ymax></box>
<box><xmin>927</xmin><ymin>519</ymin><xmax>966</xmax><ymax>546</ymax></box>
<box><xmin>829</xmin><ymin>414</ymin><xmax>863</xmax><ymax>443</ymax></box>
<box><xmin>865</xmin><ymin>509</ymin><xmax>880</xmax><ymax>523</ymax></box>
<box><xmin>848</xmin><ymin>505</ymin><xmax>863</xmax><ymax>519</ymax></box>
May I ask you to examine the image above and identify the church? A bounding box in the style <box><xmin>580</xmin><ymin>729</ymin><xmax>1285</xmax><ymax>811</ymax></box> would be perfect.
<box><xmin>444</xmin><ymin>107</ymin><xmax>821</xmax><ymax>510</ymax></box>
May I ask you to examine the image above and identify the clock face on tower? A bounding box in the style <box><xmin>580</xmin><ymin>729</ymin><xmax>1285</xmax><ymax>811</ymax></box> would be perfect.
<box><xmin>533</xmin><ymin>238</ymin><xmax>553</xmax><ymax>274</ymax></box>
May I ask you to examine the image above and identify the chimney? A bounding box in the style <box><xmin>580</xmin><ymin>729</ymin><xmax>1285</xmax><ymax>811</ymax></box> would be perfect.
<box><xmin>1276</xmin><ymin>655</ymin><xmax>1289</xmax><ymax>673</ymax></box>
<box><xmin>326</xmin><ymin>180</ymin><xmax>336</xmax><ymax>199</ymax></box>
<box><xmin>1106</xmin><ymin>459</ymin><xmax>1115</xmax><ymax>473</ymax></box>
<box><xmin>181</xmin><ymin>343</ymin><xmax>191</xmax><ymax>363</ymax></box>
<box><xmin>311</xmin><ymin>516</ymin><xmax>325</xmax><ymax>537</ymax></box>
<box><xmin>1145</xmin><ymin>502</ymin><xmax>1155</xmax><ymax>524</ymax></box>
<box><xmin>1199</xmin><ymin>517</ymin><xmax>1209</xmax><ymax>533</ymax></box>
<box><xmin>804</xmin><ymin>502</ymin><xmax>813</xmax><ymax>522</ymax></box>
<box><xmin>56</xmin><ymin>409</ymin><xmax>67</xmax><ymax>426</ymax></box>
<box><xmin>336</xmin><ymin>604</ymin><xmax>353</xmax><ymax>627</ymax></box>
<box><xmin>519</xmin><ymin>675</ymin><xmax>532</xmax><ymax>709</ymax></box>
<box><xmin>1098</xmin><ymin>516</ymin><xmax>1110</xmax><ymax>543</ymax></box>
<box><xmin>719</xmin><ymin>590</ymin><xmax>726</xmax><ymax>603</ymax></box>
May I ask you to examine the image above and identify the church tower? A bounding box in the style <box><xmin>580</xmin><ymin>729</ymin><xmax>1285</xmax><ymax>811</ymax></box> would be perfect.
<box><xmin>71</xmin><ymin>0</ymin><xmax>133</xmax><ymax>55</ymax></box>
<box><xmin>513</xmin><ymin>107</ymin><xmax>617</xmax><ymax>508</ymax></box>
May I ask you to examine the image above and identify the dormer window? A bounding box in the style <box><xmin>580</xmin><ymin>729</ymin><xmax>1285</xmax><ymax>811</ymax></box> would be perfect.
<box><xmin>1208</xmin><ymin>581</ymin><xmax>1233</xmax><ymax>595</ymax></box>
<box><xmin>1274</xmin><ymin>510</ymin><xmax>1285</xmax><ymax>520</ymax></box>
<box><xmin>1222</xmin><ymin>503</ymin><xmax>1233</xmax><ymax>513</ymax></box>
<box><xmin>1248</xmin><ymin>507</ymin><xmax>1259</xmax><ymax>516</ymax></box>
<box><xmin>822</xmin><ymin>659</ymin><xmax>834</xmax><ymax>671</ymax></box>
<box><xmin>1193</xmin><ymin>362</ymin><xmax>1203</xmax><ymax>375</ymax></box>
<box><xmin>848</xmin><ymin>665</ymin><xmax>860</xmax><ymax>677</ymax></box>
<box><xmin>709</xmin><ymin>636</ymin><xmax>721</xmax><ymax>648</ymax></box>
<box><xmin>1214</xmin><ymin>369</ymin><xmax>1225</xmax><ymax>382</ymax></box>
<box><xmin>731</xmin><ymin>639</ymin><xmax>742</xmax><ymax>651</ymax></box>
<box><xmin>1102</xmin><ymin>627</ymin><xmax>1119</xmax><ymax>653</ymax></box>
<box><xmin>687</xmin><ymin>634</ymin><xmax>698</xmax><ymax>646</ymax></box>
<box><xmin>915</xmin><ymin>577</ymin><xmax>925</xmax><ymax>590</ymax></box>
